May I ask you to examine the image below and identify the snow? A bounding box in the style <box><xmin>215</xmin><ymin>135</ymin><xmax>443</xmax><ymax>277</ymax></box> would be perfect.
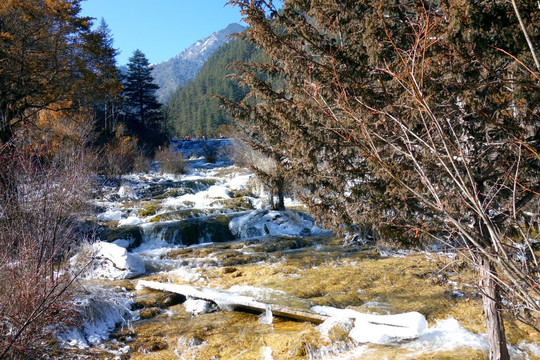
<box><xmin>229</xmin><ymin>209</ymin><xmax>324</xmax><ymax>238</ymax></box>
<box><xmin>183</xmin><ymin>298</ymin><xmax>218</xmax><ymax>315</ymax></box>
<box><xmin>69</xmin><ymin>144</ymin><xmax>540</xmax><ymax>358</ymax></box>
<box><xmin>82</xmin><ymin>241</ymin><xmax>146</xmax><ymax>280</ymax></box>
<box><xmin>263</xmin><ymin>346</ymin><xmax>273</xmax><ymax>360</ymax></box>
<box><xmin>206</xmin><ymin>185</ymin><xmax>232</xmax><ymax>199</ymax></box>
<box><xmin>227</xmin><ymin>174</ymin><xmax>253</xmax><ymax>190</ymax></box>
<box><xmin>112</xmin><ymin>239</ymin><xmax>131</xmax><ymax>248</ymax></box>
<box><xmin>118</xmin><ymin>216</ymin><xmax>142</xmax><ymax>227</ymax></box>
<box><xmin>313</xmin><ymin>306</ymin><xmax>428</xmax><ymax>344</ymax></box>
<box><xmin>97</xmin><ymin>208</ymin><xmax>123</xmax><ymax>222</ymax></box>
<box><xmin>118</xmin><ymin>184</ymin><xmax>139</xmax><ymax>199</ymax></box>
<box><xmin>258</xmin><ymin>305</ymin><xmax>274</xmax><ymax>325</ymax></box>
<box><xmin>162</xmin><ymin>185</ymin><xmax>232</xmax><ymax>209</ymax></box>
<box><xmin>312</xmin><ymin>309</ymin><xmax>533</xmax><ymax>357</ymax></box>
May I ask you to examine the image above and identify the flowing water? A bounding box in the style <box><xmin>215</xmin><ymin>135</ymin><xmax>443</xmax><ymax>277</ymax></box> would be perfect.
<box><xmin>60</xmin><ymin>140</ymin><xmax>540</xmax><ymax>360</ymax></box>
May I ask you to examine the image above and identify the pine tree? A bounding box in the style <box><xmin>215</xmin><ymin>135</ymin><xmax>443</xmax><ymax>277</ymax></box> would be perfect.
<box><xmin>0</xmin><ymin>0</ymin><xmax>118</xmax><ymax>145</ymax></box>
<box><xmin>124</xmin><ymin>50</ymin><xmax>162</xmax><ymax>126</ymax></box>
<box><xmin>123</xmin><ymin>49</ymin><xmax>165</xmax><ymax>147</ymax></box>
<box><xmin>82</xmin><ymin>18</ymin><xmax>123</xmax><ymax>132</ymax></box>
<box><xmin>224</xmin><ymin>1</ymin><xmax>540</xmax><ymax>358</ymax></box>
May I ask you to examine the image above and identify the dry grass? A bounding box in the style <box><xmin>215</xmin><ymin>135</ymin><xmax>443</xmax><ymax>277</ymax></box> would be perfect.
<box><xmin>154</xmin><ymin>148</ymin><xmax>185</xmax><ymax>175</ymax></box>
<box><xmin>66</xmin><ymin>236</ymin><xmax>540</xmax><ymax>360</ymax></box>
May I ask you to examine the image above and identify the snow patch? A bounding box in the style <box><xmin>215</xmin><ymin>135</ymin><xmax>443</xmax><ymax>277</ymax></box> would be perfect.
<box><xmin>206</xmin><ymin>185</ymin><xmax>232</xmax><ymax>199</ymax></box>
<box><xmin>163</xmin><ymin>186</ymin><xmax>231</xmax><ymax>209</ymax></box>
<box><xmin>263</xmin><ymin>346</ymin><xmax>273</xmax><ymax>360</ymax></box>
<box><xmin>118</xmin><ymin>184</ymin><xmax>139</xmax><ymax>199</ymax></box>
<box><xmin>313</xmin><ymin>306</ymin><xmax>428</xmax><ymax>344</ymax></box>
<box><xmin>229</xmin><ymin>209</ymin><xmax>323</xmax><ymax>238</ymax></box>
<box><xmin>118</xmin><ymin>216</ymin><xmax>143</xmax><ymax>227</ymax></box>
<box><xmin>183</xmin><ymin>298</ymin><xmax>218</xmax><ymax>315</ymax></box>
<box><xmin>259</xmin><ymin>305</ymin><xmax>273</xmax><ymax>325</ymax></box>
<box><xmin>404</xmin><ymin>317</ymin><xmax>488</xmax><ymax>352</ymax></box>
<box><xmin>227</xmin><ymin>174</ymin><xmax>253</xmax><ymax>191</ymax></box>
<box><xmin>74</xmin><ymin>241</ymin><xmax>146</xmax><ymax>280</ymax></box>
<box><xmin>96</xmin><ymin>208</ymin><xmax>122</xmax><ymax>222</ymax></box>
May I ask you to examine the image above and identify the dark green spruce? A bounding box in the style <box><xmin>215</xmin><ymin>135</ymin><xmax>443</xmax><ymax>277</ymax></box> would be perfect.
<box><xmin>123</xmin><ymin>49</ymin><xmax>166</xmax><ymax>148</ymax></box>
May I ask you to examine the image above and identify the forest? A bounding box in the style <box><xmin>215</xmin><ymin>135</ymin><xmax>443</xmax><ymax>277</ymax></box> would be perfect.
<box><xmin>165</xmin><ymin>37</ymin><xmax>263</xmax><ymax>137</ymax></box>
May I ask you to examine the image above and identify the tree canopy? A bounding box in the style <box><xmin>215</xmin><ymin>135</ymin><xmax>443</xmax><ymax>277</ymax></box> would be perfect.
<box><xmin>0</xmin><ymin>0</ymin><xmax>121</xmax><ymax>145</ymax></box>
<box><xmin>224</xmin><ymin>1</ymin><xmax>539</xmax><ymax>358</ymax></box>
<box><xmin>123</xmin><ymin>49</ymin><xmax>166</xmax><ymax>149</ymax></box>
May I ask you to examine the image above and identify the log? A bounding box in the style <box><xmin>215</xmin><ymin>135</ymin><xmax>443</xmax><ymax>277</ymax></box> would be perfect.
<box><xmin>137</xmin><ymin>280</ymin><xmax>329</xmax><ymax>324</ymax></box>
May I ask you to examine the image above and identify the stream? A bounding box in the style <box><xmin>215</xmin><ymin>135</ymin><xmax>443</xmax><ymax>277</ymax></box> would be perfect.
<box><xmin>59</xmin><ymin>140</ymin><xmax>540</xmax><ymax>360</ymax></box>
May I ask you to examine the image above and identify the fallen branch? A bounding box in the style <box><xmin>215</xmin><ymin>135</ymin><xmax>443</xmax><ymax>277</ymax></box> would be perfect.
<box><xmin>137</xmin><ymin>280</ymin><xmax>329</xmax><ymax>324</ymax></box>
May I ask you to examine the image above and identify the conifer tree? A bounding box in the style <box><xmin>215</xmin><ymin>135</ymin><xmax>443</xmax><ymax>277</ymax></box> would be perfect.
<box><xmin>224</xmin><ymin>1</ymin><xmax>540</xmax><ymax>358</ymax></box>
<box><xmin>82</xmin><ymin>19</ymin><xmax>123</xmax><ymax>132</ymax></box>
<box><xmin>0</xmin><ymin>0</ymin><xmax>118</xmax><ymax>145</ymax></box>
<box><xmin>165</xmin><ymin>38</ymin><xmax>261</xmax><ymax>137</ymax></box>
<box><xmin>123</xmin><ymin>49</ymin><xmax>165</xmax><ymax>147</ymax></box>
<box><xmin>124</xmin><ymin>50</ymin><xmax>162</xmax><ymax>126</ymax></box>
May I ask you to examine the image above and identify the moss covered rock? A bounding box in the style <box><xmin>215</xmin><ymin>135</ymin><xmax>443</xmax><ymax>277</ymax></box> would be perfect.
<box><xmin>151</xmin><ymin>215</ymin><xmax>236</xmax><ymax>246</ymax></box>
<box><xmin>98</xmin><ymin>225</ymin><xmax>144</xmax><ymax>250</ymax></box>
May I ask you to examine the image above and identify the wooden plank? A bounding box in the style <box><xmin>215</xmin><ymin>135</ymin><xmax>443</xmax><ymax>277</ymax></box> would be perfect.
<box><xmin>137</xmin><ymin>280</ymin><xmax>329</xmax><ymax>324</ymax></box>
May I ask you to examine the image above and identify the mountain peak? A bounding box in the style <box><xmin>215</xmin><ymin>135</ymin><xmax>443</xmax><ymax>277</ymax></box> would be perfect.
<box><xmin>151</xmin><ymin>23</ymin><xmax>246</xmax><ymax>103</ymax></box>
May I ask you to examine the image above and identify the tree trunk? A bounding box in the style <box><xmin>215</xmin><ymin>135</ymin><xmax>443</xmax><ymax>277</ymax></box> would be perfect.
<box><xmin>269</xmin><ymin>183</ymin><xmax>285</xmax><ymax>211</ymax></box>
<box><xmin>479</xmin><ymin>255</ymin><xmax>510</xmax><ymax>360</ymax></box>
<box><xmin>275</xmin><ymin>181</ymin><xmax>285</xmax><ymax>211</ymax></box>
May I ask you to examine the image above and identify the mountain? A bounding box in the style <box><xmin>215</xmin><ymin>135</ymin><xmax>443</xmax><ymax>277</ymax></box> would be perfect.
<box><xmin>151</xmin><ymin>23</ymin><xmax>246</xmax><ymax>103</ymax></box>
<box><xmin>165</xmin><ymin>37</ymin><xmax>263</xmax><ymax>137</ymax></box>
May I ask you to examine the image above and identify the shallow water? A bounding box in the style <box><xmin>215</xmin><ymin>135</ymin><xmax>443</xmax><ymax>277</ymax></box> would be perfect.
<box><xmin>62</xmin><ymin>154</ymin><xmax>540</xmax><ymax>359</ymax></box>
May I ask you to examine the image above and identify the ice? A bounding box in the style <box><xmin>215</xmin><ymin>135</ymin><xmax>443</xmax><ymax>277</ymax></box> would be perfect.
<box><xmin>263</xmin><ymin>346</ymin><xmax>273</xmax><ymax>360</ymax></box>
<box><xmin>118</xmin><ymin>184</ymin><xmax>139</xmax><ymax>199</ymax></box>
<box><xmin>171</xmin><ymin>267</ymin><xmax>204</xmax><ymax>283</ymax></box>
<box><xmin>118</xmin><ymin>216</ymin><xmax>142</xmax><ymax>226</ymax></box>
<box><xmin>349</xmin><ymin>312</ymin><xmax>427</xmax><ymax>343</ymax></box>
<box><xmin>404</xmin><ymin>317</ymin><xmax>488</xmax><ymax>352</ymax></box>
<box><xmin>97</xmin><ymin>208</ymin><xmax>123</xmax><ymax>222</ymax></box>
<box><xmin>112</xmin><ymin>239</ymin><xmax>131</xmax><ymax>248</ymax></box>
<box><xmin>258</xmin><ymin>305</ymin><xmax>273</xmax><ymax>325</ymax></box>
<box><xmin>228</xmin><ymin>285</ymin><xmax>286</xmax><ymax>298</ymax></box>
<box><xmin>228</xmin><ymin>174</ymin><xmax>253</xmax><ymax>190</ymax></box>
<box><xmin>313</xmin><ymin>306</ymin><xmax>428</xmax><ymax>344</ymax></box>
<box><xmin>162</xmin><ymin>185</ymin><xmax>232</xmax><ymax>209</ymax></box>
<box><xmin>317</xmin><ymin>316</ymin><xmax>355</xmax><ymax>340</ymax></box>
<box><xmin>83</xmin><ymin>241</ymin><xmax>146</xmax><ymax>280</ymax></box>
<box><xmin>311</xmin><ymin>309</ymin><xmax>502</xmax><ymax>356</ymax></box>
<box><xmin>58</xmin><ymin>286</ymin><xmax>136</xmax><ymax>348</ymax></box>
<box><xmin>229</xmin><ymin>209</ymin><xmax>324</xmax><ymax>238</ymax></box>
<box><xmin>183</xmin><ymin>298</ymin><xmax>218</xmax><ymax>315</ymax></box>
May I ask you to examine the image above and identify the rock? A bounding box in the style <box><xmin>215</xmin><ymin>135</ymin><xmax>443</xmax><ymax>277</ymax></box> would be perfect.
<box><xmin>99</xmin><ymin>226</ymin><xmax>144</xmax><ymax>251</ymax></box>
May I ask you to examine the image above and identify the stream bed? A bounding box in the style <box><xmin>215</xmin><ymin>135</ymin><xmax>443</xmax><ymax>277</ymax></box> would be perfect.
<box><xmin>59</xmin><ymin>141</ymin><xmax>540</xmax><ymax>360</ymax></box>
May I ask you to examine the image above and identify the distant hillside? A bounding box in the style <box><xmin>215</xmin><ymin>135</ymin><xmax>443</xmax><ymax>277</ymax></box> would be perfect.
<box><xmin>165</xmin><ymin>37</ymin><xmax>263</xmax><ymax>137</ymax></box>
<box><xmin>151</xmin><ymin>23</ymin><xmax>245</xmax><ymax>103</ymax></box>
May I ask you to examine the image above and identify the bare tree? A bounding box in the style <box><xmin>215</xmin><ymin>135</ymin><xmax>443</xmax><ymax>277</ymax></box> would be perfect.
<box><xmin>0</xmin><ymin>131</ymin><xmax>95</xmax><ymax>359</ymax></box>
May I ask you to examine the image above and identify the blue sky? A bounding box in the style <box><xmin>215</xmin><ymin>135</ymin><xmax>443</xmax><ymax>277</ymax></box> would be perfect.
<box><xmin>81</xmin><ymin>0</ymin><xmax>244</xmax><ymax>65</ymax></box>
